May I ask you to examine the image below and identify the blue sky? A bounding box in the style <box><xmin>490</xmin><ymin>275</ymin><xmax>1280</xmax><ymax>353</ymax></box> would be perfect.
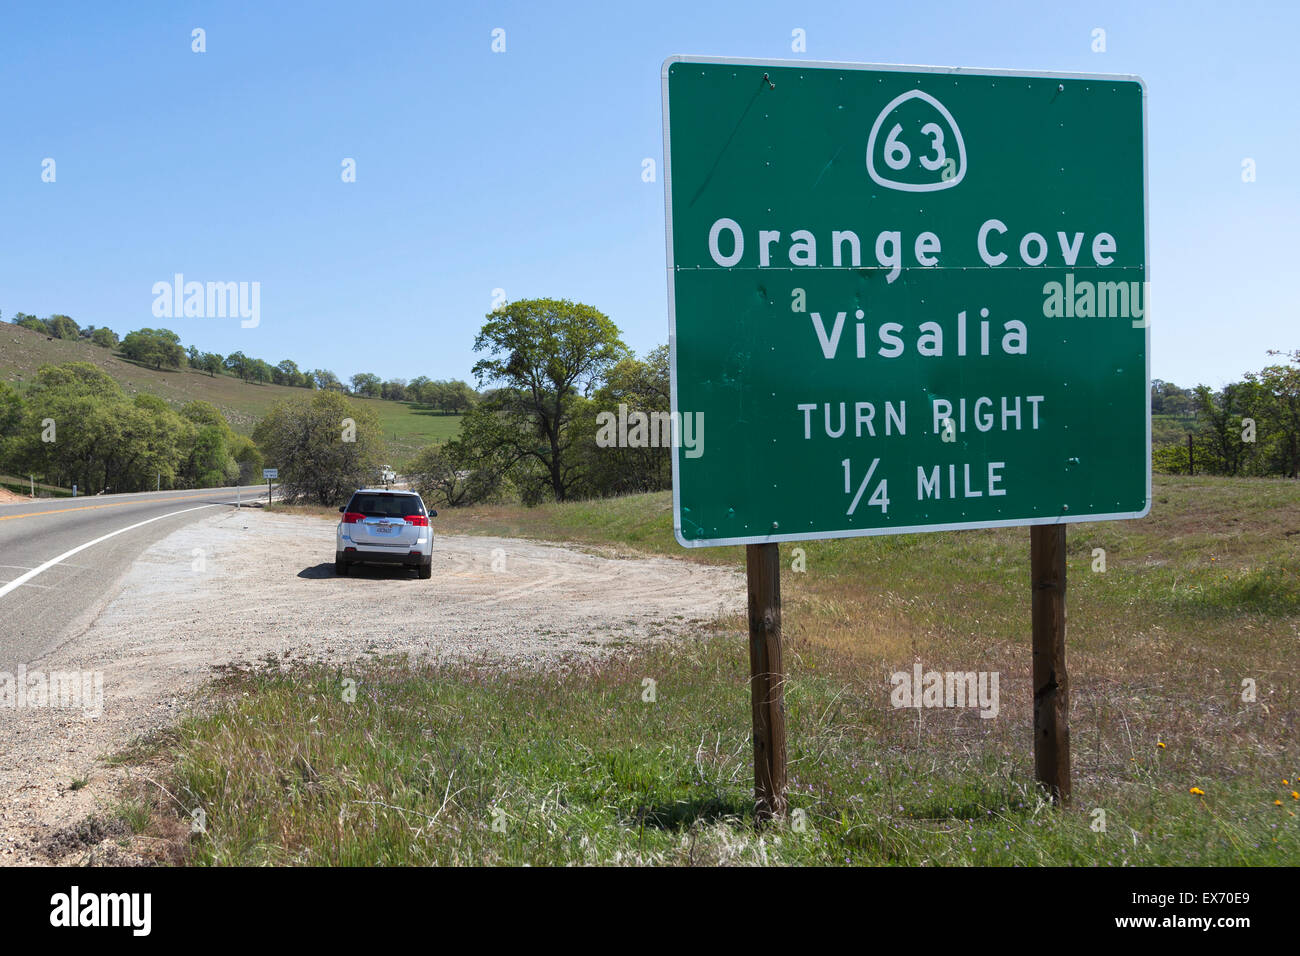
<box><xmin>1</xmin><ymin>0</ymin><xmax>1294</xmax><ymax>389</ymax></box>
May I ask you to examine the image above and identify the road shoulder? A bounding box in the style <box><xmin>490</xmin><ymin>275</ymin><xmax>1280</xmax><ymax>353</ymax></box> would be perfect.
<box><xmin>0</xmin><ymin>508</ymin><xmax>743</xmax><ymax>865</ymax></box>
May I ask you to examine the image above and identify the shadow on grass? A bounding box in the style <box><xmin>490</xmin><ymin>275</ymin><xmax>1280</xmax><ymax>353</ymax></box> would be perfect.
<box><xmin>114</xmin><ymin>355</ymin><xmax>185</xmax><ymax>374</ymax></box>
<box><xmin>903</xmin><ymin>788</ymin><xmax>1031</xmax><ymax>821</ymax></box>
<box><xmin>629</xmin><ymin>793</ymin><xmax>752</xmax><ymax>831</ymax></box>
<box><xmin>403</xmin><ymin>402</ymin><xmax>460</xmax><ymax>418</ymax></box>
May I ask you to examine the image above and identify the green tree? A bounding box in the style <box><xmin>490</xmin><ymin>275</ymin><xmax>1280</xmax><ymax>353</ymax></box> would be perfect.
<box><xmin>121</xmin><ymin>328</ymin><xmax>185</xmax><ymax>370</ymax></box>
<box><xmin>581</xmin><ymin>345</ymin><xmax>672</xmax><ymax>496</ymax></box>
<box><xmin>442</xmin><ymin>379</ymin><xmax>477</xmax><ymax>414</ymax></box>
<box><xmin>252</xmin><ymin>391</ymin><xmax>384</xmax><ymax>504</ymax></box>
<box><xmin>114</xmin><ymin>394</ymin><xmax>188</xmax><ymax>490</ymax></box>
<box><xmin>224</xmin><ymin>351</ymin><xmax>252</xmax><ymax>380</ymax></box>
<box><xmin>12</xmin><ymin>363</ymin><xmax>189</xmax><ymax>492</ymax></box>
<box><xmin>223</xmin><ymin>434</ymin><xmax>263</xmax><ymax>484</ymax></box>
<box><xmin>14</xmin><ymin>314</ymin><xmax>48</xmax><ymax>334</ymax></box>
<box><xmin>275</xmin><ymin>359</ymin><xmax>305</xmax><ymax>387</ymax></box>
<box><xmin>1192</xmin><ymin>383</ymin><xmax>1257</xmax><ymax>476</ymax></box>
<box><xmin>177</xmin><ymin>401</ymin><xmax>240</xmax><ymax>487</ymax></box>
<box><xmin>1157</xmin><ymin>381</ymin><xmax>1195</xmax><ymax>416</ymax></box>
<box><xmin>424</xmin><ymin>380</ymin><xmax>450</xmax><ymax>411</ymax></box>
<box><xmin>25</xmin><ymin>362</ymin><xmax>121</xmax><ymax>399</ymax></box>
<box><xmin>47</xmin><ymin>314</ymin><xmax>81</xmax><ymax>340</ymax></box>
<box><xmin>471</xmin><ymin>298</ymin><xmax>627</xmax><ymax>502</ymax></box>
<box><xmin>408</xmin><ymin>376</ymin><xmax>433</xmax><ymax>405</ymax></box>
<box><xmin>0</xmin><ymin>382</ymin><xmax>24</xmax><ymax>472</ymax></box>
<box><xmin>350</xmin><ymin>372</ymin><xmax>381</xmax><ymax>398</ymax></box>
<box><xmin>89</xmin><ymin>327</ymin><xmax>119</xmax><ymax>349</ymax></box>
<box><xmin>409</xmin><ymin>406</ymin><xmax>517</xmax><ymax>507</ymax></box>
<box><xmin>407</xmin><ymin>444</ymin><xmax>471</xmax><ymax>506</ymax></box>
<box><xmin>1245</xmin><ymin>349</ymin><xmax>1300</xmax><ymax>478</ymax></box>
<box><xmin>312</xmin><ymin>369</ymin><xmax>342</xmax><ymax>391</ymax></box>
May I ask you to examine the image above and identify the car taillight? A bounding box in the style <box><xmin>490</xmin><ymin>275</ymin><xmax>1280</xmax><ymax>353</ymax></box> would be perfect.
<box><xmin>405</xmin><ymin>515</ymin><xmax>429</xmax><ymax>526</ymax></box>
<box><xmin>342</xmin><ymin>512</ymin><xmax>365</xmax><ymax>524</ymax></box>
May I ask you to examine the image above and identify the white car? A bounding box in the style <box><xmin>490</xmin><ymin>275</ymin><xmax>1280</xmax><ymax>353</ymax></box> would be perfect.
<box><xmin>336</xmin><ymin>488</ymin><xmax>436</xmax><ymax>578</ymax></box>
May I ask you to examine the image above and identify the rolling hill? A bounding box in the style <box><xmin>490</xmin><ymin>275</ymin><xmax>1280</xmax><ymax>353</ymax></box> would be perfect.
<box><xmin>0</xmin><ymin>323</ymin><xmax>461</xmax><ymax>464</ymax></box>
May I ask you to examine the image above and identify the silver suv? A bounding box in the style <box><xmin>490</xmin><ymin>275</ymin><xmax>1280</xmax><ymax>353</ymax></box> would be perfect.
<box><xmin>336</xmin><ymin>488</ymin><xmax>436</xmax><ymax>578</ymax></box>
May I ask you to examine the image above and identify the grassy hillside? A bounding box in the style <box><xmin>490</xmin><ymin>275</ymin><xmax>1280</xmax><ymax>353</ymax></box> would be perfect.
<box><xmin>119</xmin><ymin>475</ymin><xmax>1300</xmax><ymax>865</ymax></box>
<box><xmin>0</xmin><ymin>323</ymin><xmax>460</xmax><ymax>463</ymax></box>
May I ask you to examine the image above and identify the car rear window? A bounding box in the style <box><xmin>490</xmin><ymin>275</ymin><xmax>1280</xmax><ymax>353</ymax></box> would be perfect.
<box><xmin>348</xmin><ymin>493</ymin><xmax>425</xmax><ymax>518</ymax></box>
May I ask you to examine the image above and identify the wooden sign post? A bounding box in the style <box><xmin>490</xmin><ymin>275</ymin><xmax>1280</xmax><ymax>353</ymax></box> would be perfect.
<box><xmin>1030</xmin><ymin>524</ymin><xmax>1070</xmax><ymax>804</ymax></box>
<box><xmin>746</xmin><ymin>543</ymin><xmax>787</xmax><ymax>822</ymax></box>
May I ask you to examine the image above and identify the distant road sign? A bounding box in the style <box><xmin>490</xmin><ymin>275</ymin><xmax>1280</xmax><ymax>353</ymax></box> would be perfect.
<box><xmin>662</xmin><ymin>57</ymin><xmax>1149</xmax><ymax>547</ymax></box>
<box><xmin>262</xmin><ymin>468</ymin><xmax>278</xmax><ymax>480</ymax></box>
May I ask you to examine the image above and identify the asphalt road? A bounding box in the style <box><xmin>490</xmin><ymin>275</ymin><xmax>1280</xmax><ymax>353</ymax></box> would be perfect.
<box><xmin>0</xmin><ymin>486</ymin><xmax>267</xmax><ymax>668</ymax></box>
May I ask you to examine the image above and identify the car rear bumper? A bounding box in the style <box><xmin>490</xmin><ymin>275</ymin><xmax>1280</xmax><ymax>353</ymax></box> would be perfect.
<box><xmin>337</xmin><ymin>548</ymin><xmax>431</xmax><ymax>566</ymax></box>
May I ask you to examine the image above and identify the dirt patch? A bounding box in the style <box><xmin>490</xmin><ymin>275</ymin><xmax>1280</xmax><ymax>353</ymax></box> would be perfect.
<box><xmin>0</xmin><ymin>488</ymin><xmax>30</xmax><ymax>504</ymax></box>
<box><xmin>42</xmin><ymin>815</ymin><xmax>130</xmax><ymax>858</ymax></box>
<box><xmin>0</xmin><ymin>509</ymin><xmax>745</xmax><ymax>864</ymax></box>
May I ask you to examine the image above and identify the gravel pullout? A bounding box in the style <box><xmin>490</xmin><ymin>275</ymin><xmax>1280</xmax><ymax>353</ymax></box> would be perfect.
<box><xmin>0</xmin><ymin>508</ymin><xmax>745</xmax><ymax>865</ymax></box>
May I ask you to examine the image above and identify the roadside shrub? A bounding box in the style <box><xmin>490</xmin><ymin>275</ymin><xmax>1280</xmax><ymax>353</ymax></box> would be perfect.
<box><xmin>253</xmin><ymin>391</ymin><xmax>384</xmax><ymax>504</ymax></box>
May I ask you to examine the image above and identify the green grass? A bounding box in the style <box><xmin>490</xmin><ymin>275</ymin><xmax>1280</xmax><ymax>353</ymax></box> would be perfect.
<box><xmin>365</xmin><ymin>402</ymin><xmax>462</xmax><ymax>466</ymax></box>
<box><xmin>436</xmin><ymin>493</ymin><xmax>687</xmax><ymax>556</ymax></box>
<box><xmin>117</xmin><ymin>474</ymin><xmax>1300</xmax><ymax>865</ymax></box>
<box><xmin>0</xmin><ymin>323</ymin><xmax>461</xmax><ymax>463</ymax></box>
<box><xmin>0</xmin><ymin>473</ymin><xmax>74</xmax><ymax>498</ymax></box>
<box><xmin>127</xmin><ymin>641</ymin><xmax>1299</xmax><ymax>866</ymax></box>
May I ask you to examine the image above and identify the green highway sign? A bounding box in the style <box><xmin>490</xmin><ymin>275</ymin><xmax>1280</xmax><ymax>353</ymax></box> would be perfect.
<box><xmin>662</xmin><ymin>57</ymin><xmax>1149</xmax><ymax>548</ymax></box>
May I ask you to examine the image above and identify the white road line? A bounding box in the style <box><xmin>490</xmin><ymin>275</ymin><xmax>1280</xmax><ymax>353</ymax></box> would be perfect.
<box><xmin>0</xmin><ymin>504</ymin><xmax>218</xmax><ymax>600</ymax></box>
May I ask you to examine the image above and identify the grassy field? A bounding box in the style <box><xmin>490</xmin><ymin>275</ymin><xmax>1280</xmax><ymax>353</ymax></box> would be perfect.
<box><xmin>0</xmin><ymin>473</ymin><xmax>74</xmax><ymax>498</ymax></box>
<box><xmin>114</xmin><ymin>475</ymin><xmax>1300</xmax><ymax>865</ymax></box>
<box><xmin>366</xmin><ymin>401</ymin><xmax>461</xmax><ymax>466</ymax></box>
<box><xmin>0</xmin><ymin>324</ymin><xmax>461</xmax><ymax>463</ymax></box>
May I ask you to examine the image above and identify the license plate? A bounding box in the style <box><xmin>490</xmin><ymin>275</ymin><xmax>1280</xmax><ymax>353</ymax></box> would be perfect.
<box><xmin>372</xmin><ymin>524</ymin><xmax>396</xmax><ymax>534</ymax></box>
